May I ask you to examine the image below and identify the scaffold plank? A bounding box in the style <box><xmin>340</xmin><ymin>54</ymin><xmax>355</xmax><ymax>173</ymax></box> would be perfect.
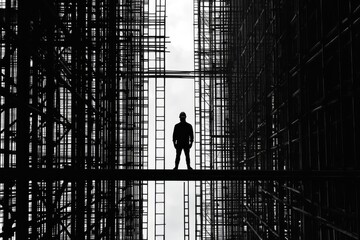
<box><xmin>0</xmin><ymin>169</ymin><xmax>359</xmax><ymax>181</ymax></box>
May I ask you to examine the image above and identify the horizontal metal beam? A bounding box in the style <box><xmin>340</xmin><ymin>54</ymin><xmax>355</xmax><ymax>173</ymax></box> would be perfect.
<box><xmin>0</xmin><ymin>169</ymin><xmax>359</xmax><ymax>181</ymax></box>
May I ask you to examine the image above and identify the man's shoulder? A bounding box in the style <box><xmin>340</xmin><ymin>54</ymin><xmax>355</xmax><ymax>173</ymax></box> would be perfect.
<box><xmin>174</xmin><ymin>122</ymin><xmax>182</xmax><ymax>129</ymax></box>
<box><xmin>175</xmin><ymin>122</ymin><xmax>192</xmax><ymax>127</ymax></box>
<box><xmin>184</xmin><ymin>122</ymin><xmax>192</xmax><ymax>128</ymax></box>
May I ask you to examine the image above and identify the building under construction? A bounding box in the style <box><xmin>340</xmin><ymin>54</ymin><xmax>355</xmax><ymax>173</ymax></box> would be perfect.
<box><xmin>0</xmin><ymin>0</ymin><xmax>359</xmax><ymax>239</ymax></box>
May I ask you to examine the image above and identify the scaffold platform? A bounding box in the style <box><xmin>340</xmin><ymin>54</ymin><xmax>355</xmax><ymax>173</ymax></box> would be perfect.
<box><xmin>1</xmin><ymin>169</ymin><xmax>359</xmax><ymax>181</ymax></box>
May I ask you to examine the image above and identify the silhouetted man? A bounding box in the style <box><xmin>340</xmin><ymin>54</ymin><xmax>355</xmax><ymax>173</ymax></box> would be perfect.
<box><xmin>173</xmin><ymin>112</ymin><xmax>194</xmax><ymax>170</ymax></box>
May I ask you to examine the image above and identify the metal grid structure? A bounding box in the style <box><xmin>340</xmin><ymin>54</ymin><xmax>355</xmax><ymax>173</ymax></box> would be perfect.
<box><xmin>152</xmin><ymin>0</ymin><xmax>166</xmax><ymax>239</ymax></box>
<box><xmin>0</xmin><ymin>0</ymin><xmax>166</xmax><ymax>239</ymax></box>
<box><xmin>194</xmin><ymin>0</ymin><xmax>360</xmax><ymax>239</ymax></box>
<box><xmin>1</xmin><ymin>0</ymin><xmax>360</xmax><ymax>239</ymax></box>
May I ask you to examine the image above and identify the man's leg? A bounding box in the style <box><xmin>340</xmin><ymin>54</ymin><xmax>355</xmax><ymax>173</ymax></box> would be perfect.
<box><xmin>184</xmin><ymin>147</ymin><xmax>192</xmax><ymax>170</ymax></box>
<box><xmin>174</xmin><ymin>147</ymin><xmax>182</xmax><ymax>169</ymax></box>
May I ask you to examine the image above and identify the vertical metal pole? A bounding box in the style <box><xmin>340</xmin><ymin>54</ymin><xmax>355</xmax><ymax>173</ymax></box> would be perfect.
<box><xmin>3</xmin><ymin>0</ymin><xmax>13</xmax><ymax>238</ymax></box>
<box><xmin>108</xmin><ymin>0</ymin><xmax>117</xmax><ymax>238</ymax></box>
<box><xmin>71</xmin><ymin>1</ymin><xmax>85</xmax><ymax>238</ymax></box>
<box><xmin>16</xmin><ymin>0</ymin><xmax>31</xmax><ymax>238</ymax></box>
<box><xmin>183</xmin><ymin>181</ymin><xmax>190</xmax><ymax>240</ymax></box>
<box><xmin>194</xmin><ymin>0</ymin><xmax>204</xmax><ymax>239</ymax></box>
<box><xmin>85</xmin><ymin>1</ymin><xmax>93</xmax><ymax>239</ymax></box>
<box><xmin>45</xmin><ymin>9</ymin><xmax>55</xmax><ymax>238</ymax></box>
<box><xmin>94</xmin><ymin>0</ymin><xmax>101</xmax><ymax>237</ymax></box>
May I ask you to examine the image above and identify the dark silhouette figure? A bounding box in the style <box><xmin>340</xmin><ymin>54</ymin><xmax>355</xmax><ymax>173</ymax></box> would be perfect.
<box><xmin>173</xmin><ymin>112</ymin><xmax>194</xmax><ymax>170</ymax></box>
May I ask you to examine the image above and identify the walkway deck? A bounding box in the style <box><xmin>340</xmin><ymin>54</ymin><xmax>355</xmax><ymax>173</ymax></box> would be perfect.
<box><xmin>1</xmin><ymin>169</ymin><xmax>359</xmax><ymax>181</ymax></box>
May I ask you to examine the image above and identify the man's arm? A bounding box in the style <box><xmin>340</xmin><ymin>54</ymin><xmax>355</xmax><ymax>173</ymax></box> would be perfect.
<box><xmin>189</xmin><ymin>124</ymin><xmax>194</xmax><ymax>147</ymax></box>
<box><xmin>173</xmin><ymin>125</ymin><xmax>177</xmax><ymax>147</ymax></box>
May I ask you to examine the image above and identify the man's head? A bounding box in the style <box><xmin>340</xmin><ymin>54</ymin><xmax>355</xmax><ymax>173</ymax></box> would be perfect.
<box><xmin>179</xmin><ymin>112</ymin><xmax>186</xmax><ymax>122</ymax></box>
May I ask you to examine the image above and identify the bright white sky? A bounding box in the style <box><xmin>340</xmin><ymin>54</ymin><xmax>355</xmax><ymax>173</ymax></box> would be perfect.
<box><xmin>148</xmin><ymin>0</ymin><xmax>195</xmax><ymax>239</ymax></box>
<box><xmin>165</xmin><ymin>0</ymin><xmax>195</xmax><ymax>239</ymax></box>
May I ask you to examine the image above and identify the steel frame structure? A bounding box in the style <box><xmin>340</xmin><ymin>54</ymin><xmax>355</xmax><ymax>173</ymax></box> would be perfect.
<box><xmin>152</xmin><ymin>0</ymin><xmax>166</xmax><ymax>238</ymax></box>
<box><xmin>194</xmin><ymin>0</ymin><xmax>360</xmax><ymax>239</ymax></box>
<box><xmin>1</xmin><ymin>0</ymin><xmax>359</xmax><ymax>239</ymax></box>
<box><xmin>0</xmin><ymin>0</ymin><xmax>166</xmax><ymax>239</ymax></box>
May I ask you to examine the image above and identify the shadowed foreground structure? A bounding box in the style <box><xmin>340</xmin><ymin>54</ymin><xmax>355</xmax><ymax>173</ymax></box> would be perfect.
<box><xmin>194</xmin><ymin>1</ymin><xmax>360</xmax><ymax>239</ymax></box>
<box><xmin>0</xmin><ymin>0</ymin><xmax>359</xmax><ymax>239</ymax></box>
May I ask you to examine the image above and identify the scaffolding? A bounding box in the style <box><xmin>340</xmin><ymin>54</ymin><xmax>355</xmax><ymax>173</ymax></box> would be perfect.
<box><xmin>194</xmin><ymin>0</ymin><xmax>360</xmax><ymax>239</ymax></box>
<box><xmin>152</xmin><ymin>0</ymin><xmax>166</xmax><ymax>239</ymax></box>
<box><xmin>1</xmin><ymin>0</ymin><xmax>360</xmax><ymax>239</ymax></box>
<box><xmin>0</xmin><ymin>0</ymin><xmax>166</xmax><ymax>239</ymax></box>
